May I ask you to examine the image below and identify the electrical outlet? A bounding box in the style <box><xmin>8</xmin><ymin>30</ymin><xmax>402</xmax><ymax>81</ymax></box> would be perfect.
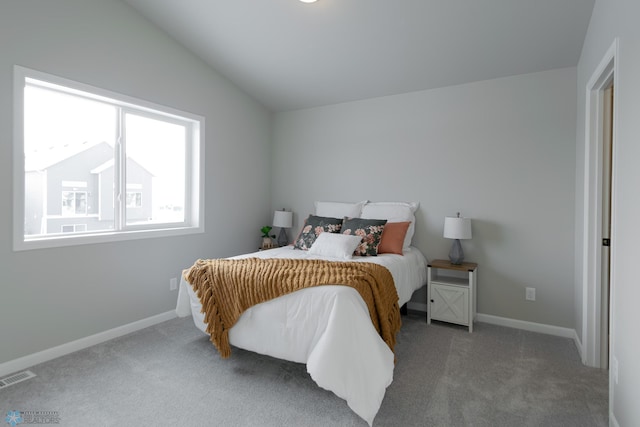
<box><xmin>169</xmin><ymin>277</ymin><xmax>178</xmax><ymax>291</ymax></box>
<box><xmin>612</xmin><ymin>356</ymin><xmax>619</xmax><ymax>384</ymax></box>
<box><xmin>525</xmin><ymin>287</ymin><xmax>536</xmax><ymax>301</ymax></box>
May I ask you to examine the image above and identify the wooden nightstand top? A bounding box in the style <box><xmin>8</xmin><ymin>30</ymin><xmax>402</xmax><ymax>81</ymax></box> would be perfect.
<box><xmin>428</xmin><ymin>259</ymin><xmax>478</xmax><ymax>272</ymax></box>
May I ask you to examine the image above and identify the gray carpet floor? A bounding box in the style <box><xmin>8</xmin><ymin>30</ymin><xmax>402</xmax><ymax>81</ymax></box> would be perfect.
<box><xmin>1</xmin><ymin>313</ymin><xmax>608</xmax><ymax>426</ymax></box>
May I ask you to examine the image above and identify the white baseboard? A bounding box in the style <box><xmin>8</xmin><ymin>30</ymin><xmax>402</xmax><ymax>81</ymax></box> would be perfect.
<box><xmin>572</xmin><ymin>329</ymin><xmax>584</xmax><ymax>361</ymax></box>
<box><xmin>407</xmin><ymin>305</ymin><xmax>578</xmax><ymax>340</ymax></box>
<box><xmin>475</xmin><ymin>313</ymin><xmax>576</xmax><ymax>339</ymax></box>
<box><xmin>0</xmin><ymin>311</ymin><xmax>177</xmax><ymax>377</ymax></box>
<box><xmin>610</xmin><ymin>412</ymin><xmax>620</xmax><ymax>427</ymax></box>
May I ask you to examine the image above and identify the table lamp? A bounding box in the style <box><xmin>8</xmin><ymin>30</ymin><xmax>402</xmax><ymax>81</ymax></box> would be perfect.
<box><xmin>273</xmin><ymin>209</ymin><xmax>293</xmax><ymax>247</ymax></box>
<box><xmin>443</xmin><ymin>212</ymin><xmax>472</xmax><ymax>264</ymax></box>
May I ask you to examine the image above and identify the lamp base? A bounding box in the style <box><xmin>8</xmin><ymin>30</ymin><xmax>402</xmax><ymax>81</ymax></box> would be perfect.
<box><xmin>448</xmin><ymin>239</ymin><xmax>465</xmax><ymax>265</ymax></box>
<box><xmin>277</xmin><ymin>228</ymin><xmax>289</xmax><ymax>247</ymax></box>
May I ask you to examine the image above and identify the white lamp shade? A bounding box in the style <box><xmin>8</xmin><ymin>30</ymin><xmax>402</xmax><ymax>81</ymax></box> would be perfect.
<box><xmin>443</xmin><ymin>216</ymin><xmax>472</xmax><ymax>240</ymax></box>
<box><xmin>273</xmin><ymin>210</ymin><xmax>293</xmax><ymax>228</ymax></box>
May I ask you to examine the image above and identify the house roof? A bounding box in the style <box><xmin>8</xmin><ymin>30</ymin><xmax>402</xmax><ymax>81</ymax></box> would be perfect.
<box><xmin>122</xmin><ymin>0</ymin><xmax>595</xmax><ymax>112</ymax></box>
<box><xmin>26</xmin><ymin>141</ymin><xmax>154</xmax><ymax>177</ymax></box>
<box><xmin>25</xmin><ymin>140</ymin><xmax>104</xmax><ymax>172</ymax></box>
<box><xmin>90</xmin><ymin>158</ymin><xmax>155</xmax><ymax>177</ymax></box>
<box><xmin>90</xmin><ymin>158</ymin><xmax>115</xmax><ymax>174</ymax></box>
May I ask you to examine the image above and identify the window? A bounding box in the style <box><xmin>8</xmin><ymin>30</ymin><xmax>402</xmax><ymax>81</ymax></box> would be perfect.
<box><xmin>61</xmin><ymin>224</ymin><xmax>87</xmax><ymax>233</ymax></box>
<box><xmin>61</xmin><ymin>180</ymin><xmax>88</xmax><ymax>215</ymax></box>
<box><xmin>62</xmin><ymin>191</ymin><xmax>88</xmax><ymax>215</ymax></box>
<box><xmin>13</xmin><ymin>66</ymin><xmax>204</xmax><ymax>250</ymax></box>
<box><xmin>126</xmin><ymin>192</ymin><xmax>142</xmax><ymax>208</ymax></box>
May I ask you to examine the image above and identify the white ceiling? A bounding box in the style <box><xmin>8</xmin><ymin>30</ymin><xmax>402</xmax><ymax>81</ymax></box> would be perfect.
<box><xmin>122</xmin><ymin>0</ymin><xmax>595</xmax><ymax>112</ymax></box>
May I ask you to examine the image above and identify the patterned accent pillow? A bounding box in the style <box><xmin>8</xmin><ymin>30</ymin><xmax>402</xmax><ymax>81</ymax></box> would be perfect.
<box><xmin>293</xmin><ymin>215</ymin><xmax>343</xmax><ymax>250</ymax></box>
<box><xmin>341</xmin><ymin>217</ymin><xmax>387</xmax><ymax>256</ymax></box>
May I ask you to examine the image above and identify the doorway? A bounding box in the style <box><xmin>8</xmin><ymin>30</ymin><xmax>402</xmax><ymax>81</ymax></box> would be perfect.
<box><xmin>599</xmin><ymin>84</ymin><xmax>613</xmax><ymax>370</ymax></box>
<box><xmin>582</xmin><ymin>38</ymin><xmax>618</xmax><ymax>370</ymax></box>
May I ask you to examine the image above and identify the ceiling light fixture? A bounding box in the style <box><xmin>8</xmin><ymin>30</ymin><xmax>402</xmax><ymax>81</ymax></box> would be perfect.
<box><xmin>299</xmin><ymin>0</ymin><xmax>318</xmax><ymax>3</ymax></box>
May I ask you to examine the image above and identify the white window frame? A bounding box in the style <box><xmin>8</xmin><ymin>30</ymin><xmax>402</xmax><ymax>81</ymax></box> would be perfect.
<box><xmin>13</xmin><ymin>66</ymin><xmax>205</xmax><ymax>251</ymax></box>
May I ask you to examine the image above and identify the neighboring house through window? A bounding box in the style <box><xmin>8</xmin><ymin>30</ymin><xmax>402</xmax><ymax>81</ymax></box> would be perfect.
<box><xmin>14</xmin><ymin>66</ymin><xmax>204</xmax><ymax>250</ymax></box>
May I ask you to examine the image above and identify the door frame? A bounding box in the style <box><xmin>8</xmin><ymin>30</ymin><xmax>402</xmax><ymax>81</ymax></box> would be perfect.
<box><xmin>582</xmin><ymin>38</ymin><xmax>619</xmax><ymax>369</ymax></box>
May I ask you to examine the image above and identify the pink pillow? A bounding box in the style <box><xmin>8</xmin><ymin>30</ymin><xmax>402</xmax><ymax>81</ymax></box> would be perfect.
<box><xmin>377</xmin><ymin>222</ymin><xmax>411</xmax><ymax>255</ymax></box>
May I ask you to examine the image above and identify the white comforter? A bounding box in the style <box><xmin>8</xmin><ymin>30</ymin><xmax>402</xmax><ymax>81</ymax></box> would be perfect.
<box><xmin>175</xmin><ymin>246</ymin><xmax>427</xmax><ymax>425</ymax></box>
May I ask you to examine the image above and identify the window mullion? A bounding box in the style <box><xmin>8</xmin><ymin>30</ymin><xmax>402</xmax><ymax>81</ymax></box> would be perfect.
<box><xmin>114</xmin><ymin>107</ymin><xmax>126</xmax><ymax>230</ymax></box>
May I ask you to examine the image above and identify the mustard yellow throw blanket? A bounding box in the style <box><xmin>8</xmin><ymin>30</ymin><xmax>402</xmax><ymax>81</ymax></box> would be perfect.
<box><xmin>185</xmin><ymin>258</ymin><xmax>401</xmax><ymax>358</ymax></box>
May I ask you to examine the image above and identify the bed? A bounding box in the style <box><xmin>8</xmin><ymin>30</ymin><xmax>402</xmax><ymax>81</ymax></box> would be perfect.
<box><xmin>175</xmin><ymin>201</ymin><xmax>428</xmax><ymax>425</ymax></box>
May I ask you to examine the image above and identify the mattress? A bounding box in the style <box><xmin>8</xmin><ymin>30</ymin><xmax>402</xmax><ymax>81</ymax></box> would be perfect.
<box><xmin>176</xmin><ymin>245</ymin><xmax>427</xmax><ymax>425</ymax></box>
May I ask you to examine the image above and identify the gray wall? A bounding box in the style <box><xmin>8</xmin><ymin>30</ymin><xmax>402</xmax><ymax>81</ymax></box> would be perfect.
<box><xmin>272</xmin><ymin>67</ymin><xmax>577</xmax><ymax>328</ymax></box>
<box><xmin>576</xmin><ymin>0</ymin><xmax>640</xmax><ymax>424</ymax></box>
<box><xmin>0</xmin><ymin>0</ymin><xmax>271</xmax><ymax>364</ymax></box>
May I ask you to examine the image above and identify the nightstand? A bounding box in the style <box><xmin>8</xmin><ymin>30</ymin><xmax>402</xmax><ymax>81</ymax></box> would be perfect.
<box><xmin>427</xmin><ymin>259</ymin><xmax>478</xmax><ymax>332</ymax></box>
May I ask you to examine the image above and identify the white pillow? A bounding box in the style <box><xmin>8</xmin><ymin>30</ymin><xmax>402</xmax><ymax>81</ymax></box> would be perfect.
<box><xmin>361</xmin><ymin>201</ymin><xmax>419</xmax><ymax>249</ymax></box>
<box><xmin>314</xmin><ymin>200</ymin><xmax>367</xmax><ymax>219</ymax></box>
<box><xmin>308</xmin><ymin>232</ymin><xmax>363</xmax><ymax>260</ymax></box>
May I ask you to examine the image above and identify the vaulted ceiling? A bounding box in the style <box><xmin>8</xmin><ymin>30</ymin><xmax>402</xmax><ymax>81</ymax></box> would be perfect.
<box><xmin>122</xmin><ymin>0</ymin><xmax>595</xmax><ymax>112</ymax></box>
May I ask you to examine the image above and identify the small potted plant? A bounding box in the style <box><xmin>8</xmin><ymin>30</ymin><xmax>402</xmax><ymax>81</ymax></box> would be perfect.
<box><xmin>260</xmin><ymin>226</ymin><xmax>276</xmax><ymax>250</ymax></box>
